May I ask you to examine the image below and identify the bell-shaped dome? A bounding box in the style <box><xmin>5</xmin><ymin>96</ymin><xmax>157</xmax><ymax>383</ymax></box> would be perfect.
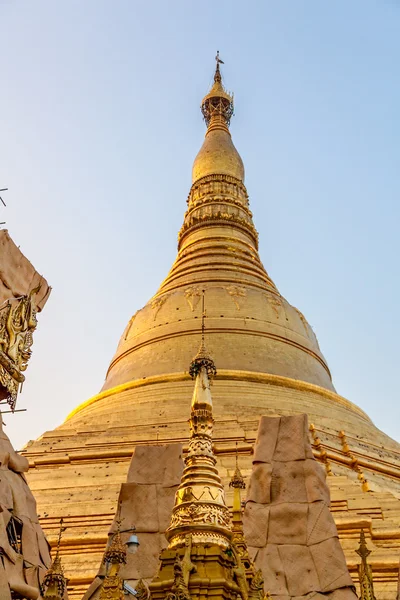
<box><xmin>192</xmin><ymin>128</ymin><xmax>245</xmax><ymax>183</ymax></box>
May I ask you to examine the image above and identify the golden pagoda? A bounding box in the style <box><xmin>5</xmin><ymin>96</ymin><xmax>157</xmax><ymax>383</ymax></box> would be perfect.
<box><xmin>23</xmin><ymin>56</ymin><xmax>400</xmax><ymax>599</ymax></box>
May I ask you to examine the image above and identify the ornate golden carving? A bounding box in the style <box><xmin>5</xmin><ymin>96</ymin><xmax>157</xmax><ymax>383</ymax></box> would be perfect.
<box><xmin>294</xmin><ymin>307</ymin><xmax>309</xmax><ymax>333</ymax></box>
<box><xmin>356</xmin><ymin>530</ymin><xmax>376</xmax><ymax>600</ymax></box>
<box><xmin>188</xmin><ymin>174</ymin><xmax>250</xmax><ymax>208</ymax></box>
<box><xmin>165</xmin><ymin>556</ymin><xmax>191</xmax><ymax>600</ymax></box>
<box><xmin>42</xmin><ymin>518</ymin><xmax>68</xmax><ymax>600</ymax></box>
<box><xmin>100</xmin><ymin>574</ymin><xmax>124</xmax><ymax>600</ymax></box>
<box><xmin>226</xmin><ymin>285</ymin><xmax>246</xmax><ymax>310</ymax></box>
<box><xmin>151</xmin><ymin>295</ymin><xmax>169</xmax><ymax>320</ymax></box>
<box><xmin>248</xmin><ymin>569</ymin><xmax>265</xmax><ymax>600</ymax></box>
<box><xmin>169</xmin><ymin>502</ymin><xmax>231</xmax><ymax>529</ymax></box>
<box><xmin>184</xmin><ymin>287</ymin><xmax>202</xmax><ymax>311</ymax></box>
<box><xmin>232</xmin><ymin>543</ymin><xmax>249</xmax><ymax>600</ymax></box>
<box><xmin>0</xmin><ymin>285</ymin><xmax>40</xmax><ymax>408</ymax></box>
<box><xmin>123</xmin><ymin>312</ymin><xmax>138</xmax><ymax>340</ymax></box>
<box><xmin>100</xmin><ymin>520</ymin><xmax>127</xmax><ymax>600</ymax></box>
<box><xmin>179</xmin><ymin>174</ymin><xmax>258</xmax><ymax>249</ymax></box>
<box><xmin>263</xmin><ymin>292</ymin><xmax>282</xmax><ymax>318</ymax></box>
<box><xmin>181</xmin><ymin>535</ymin><xmax>196</xmax><ymax>588</ymax></box>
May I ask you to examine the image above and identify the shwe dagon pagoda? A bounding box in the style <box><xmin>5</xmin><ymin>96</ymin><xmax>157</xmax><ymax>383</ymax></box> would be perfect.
<box><xmin>22</xmin><ymin>55</ymin><xmax>400</xmax><ymax>599</ymax></box>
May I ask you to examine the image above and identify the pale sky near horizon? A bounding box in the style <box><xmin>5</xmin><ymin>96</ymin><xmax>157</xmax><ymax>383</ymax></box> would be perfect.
<box><xmin>1</xmin><ymin>1</ymin><xmax>399</xmax><ymax>450</ymax></box>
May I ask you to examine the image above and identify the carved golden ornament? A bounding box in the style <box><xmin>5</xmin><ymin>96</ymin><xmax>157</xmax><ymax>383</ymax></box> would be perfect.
<box><xmin>123</xmin><ymin>312</ymin><xmax>137</xmax><ymax>340</ymax></box>
<box><xmin>248</xmin><ymin>569</ymin><xmax>265</xmax><ymax>600</ymax></box>
<box><xmin>100</xmin><ymin>574</ymin><xmax>124</xmax><ymax>600</ymax></box>
<box><xmin>168</xmin><ymin>530</ymin><xmax>231</xmax><ymax>549</ymax></box>
<box><xmin>184</xmin><ymin>287</ymin><xmax>202</xmax><ymax>311</ymax></box>
<box><xmin>103</xmin><ymin>530</ymin><xmax>127</xmax><ymax>566</ymax></box>
<box><xmin>293</xmin><ymin>307</ymin><xmax>309</xmax><ymax>333</ymax></box>
<box><xmin>181</xmin><ymin>534</ymin><xmax>196</xmax><ymax>588</ymax></box>
<box><xmin>179</xmin><ymin>174</ymin><xmax>258</xmax><ymax>248</ymax></box>
<box><xmin>263</xmin><ymin>292</ymin><xmax>282</xmax><ymax>318</ymax></box>
<box><xmin>164</xmin><ymin>555</ymin><xmax>192</xmax><ymax>600</ymax></box>
<box><xmin>230</xmin><ymin>542</ymin><xmax>249</xmax><ymax>600</ymax></box>
<box><xmin>0</xmin><ymin>285</ymin><xmax>40</xmax><ymax>409</ymax></box>
<box><xmin>225</xmin><ymin>285</ymin><xmax>246</xmax><ymax>310</ymax></box>
<box><xmin>179</xmin><ymin>210</ymin><xmax>258</xmax><ymax>248</ymax></box>
<box><xmin>356</xmin><ymin>530</ymin><xmax>376</xmax><ymax>600</ymax></box>
<box><xmin>187</xmin><ymin>173</ymin><xmax>250</xmax><ymax>207</ymax></box>
<box><xmin>42</xmin><ymin>556</ymin><xmax>67</xmax><ymax>600</ymax></box>
<box><xmin>175</xmin><ymin>483</ymin><xmax>225</xmax><ymax>505</ymax></box>
<box><xmin>151</xmin><ymin>295</ymin><xmax>169</xmax><ymax>320</ymax></box>
<box><xmin>230</xmin><ymin>448</ymin><xmax>246</xmax><ymax>490</ymax></box>
<box><xmin>169</xmin><ymin>502</ymin><xmax>231</xmax><ymax>529</ymax></box>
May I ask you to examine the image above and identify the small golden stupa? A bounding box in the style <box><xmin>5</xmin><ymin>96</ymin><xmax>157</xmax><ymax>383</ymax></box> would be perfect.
<box><xmin>23</xmin><ymin>56</ymin><xmax>400</xmax><ymax>599</ymax></box>
<box><xmin>150</xmin><ymin>339</ymin><xmax>264</xmax><ymax>600</ymax></box>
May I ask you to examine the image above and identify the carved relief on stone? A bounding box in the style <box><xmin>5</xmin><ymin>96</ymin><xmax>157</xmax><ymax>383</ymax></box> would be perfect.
<box><xmin>184</xmin><ymin>287</ymin><xmax>202</xmax><ymax>312</ymax></box>
<box><xmin>293</xmin><ymin>307</ymin><xmax>309</xmax><ymax>334</ymax></box>
<box><xmin>169</xmin><ymin>502</ymin><xmax>231</xmax><ymax>529</ymax></box>
<box><xmin>123</xmin><ymin>311</ymin><xmax>138</xmax><ymax>341</ymax></box>
<box><xmin>0</xmin><ymin>285</ymin><xmax>40</xmax><ymax>408</ymax></box>
<box><xmin>151</xmin><ymin>295</ymin><xmax>169</xmax><ymax>320</ymax></box>
<box><xmin>178</xmin><ymin>195</ymin><xmax>259</xmax><ymax>248</ymax></box>
<box><xmin>225</xmin><ymin>285</ymin><xmax>247</xmax><ymax>310</ymax></box>
<box><xmin>263</xmin><ymin>292</ymin><xmax>282</xmax><ymax>318</ymax></box>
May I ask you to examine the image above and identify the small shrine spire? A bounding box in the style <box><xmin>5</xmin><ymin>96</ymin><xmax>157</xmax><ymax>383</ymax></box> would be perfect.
<box><xmin>229</xmin><ymin>446</ymin><xmax>255</xmax><ymax>596</ymax></box>
<box><xmin>189</xmin><ymin>290</ymin><xmax>216</xmax><ymax>383</ymax></box>
<box><xmin>356</xmin><ymin>530</ymin><xmax>376</xmax><ymax>600</ymax></box>
<box><xmin>166</xmin><ymin>305</ymin><xmax>230</xmax><ymax>549</ymax></box>
<box><xmin>151</xmin><ymin>319</ymin><xmax>265</xmax><ymax>600</ymax></box>
<box><xmin>41</xmin><ymin>519</ymin><xmax>68</xmax><ymax>600</ymax></box>
<box><xmin>99</xmin><ymin>517</ymin><xmax>127</xmax><ymax>600</ymax></box>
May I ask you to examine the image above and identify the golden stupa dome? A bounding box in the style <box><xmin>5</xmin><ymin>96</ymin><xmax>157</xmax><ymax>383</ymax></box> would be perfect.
<box><xmin>192</xmin><ymin>58</ymin><xmax>245</xmax><ymax>183</ymax></box>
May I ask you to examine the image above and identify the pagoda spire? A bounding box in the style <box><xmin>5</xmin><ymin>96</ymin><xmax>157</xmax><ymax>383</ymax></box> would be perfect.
<box><xmin>99</xmin><ymin>518</ymin><xmax>127</xmax><ymax>600</ymax></box>
<box><xmin>165</xmin><ymin>321</ymin><xmax>231</xmax><ymax>548</ymax></box>
<box><xmin>41</xmin><ymin>519</ymin><xmax>68</xmax><ymax>600</ymax></box>
<box><xmin>356</xmin><ymin>529</ymin><xmax>376</xmax><ymax>600</ymax></box>
<box><xmin>150</xmin><ymin>330</ymin><xmax>266</xmax><ymax>600</ymax></box>
<box><xmin>200</xmin><ymin>51</ymin><xmax>234</xmax><ymax>132</ymax></box>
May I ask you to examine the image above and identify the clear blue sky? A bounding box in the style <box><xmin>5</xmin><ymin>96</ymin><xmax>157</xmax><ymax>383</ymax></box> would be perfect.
<box><xmin>1</xmin><ymin>1</ymin><xmax>399</xmax><ymax>449</ymax></box>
